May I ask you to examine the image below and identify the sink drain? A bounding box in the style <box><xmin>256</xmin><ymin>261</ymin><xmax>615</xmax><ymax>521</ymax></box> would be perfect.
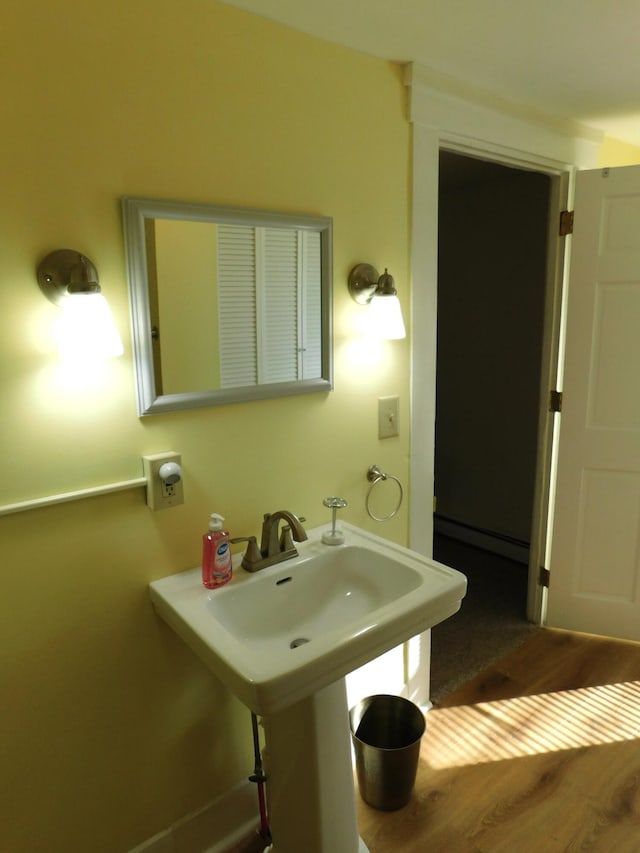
<box><xmin>290</xmin><ymin>637</ymin><xmax>310</xmax><ymax>649</ymax></box>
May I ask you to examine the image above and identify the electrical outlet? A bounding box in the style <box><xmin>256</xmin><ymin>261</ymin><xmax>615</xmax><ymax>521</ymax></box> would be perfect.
<box><xmin>142</xmin><ymin>452</ymin><xmax>184</xmax><ymax>510</ymax></box>
<box><xmin>378</xmin><ymin>396</ymin><xmax>399</xmax><ymax>439</ymax></box>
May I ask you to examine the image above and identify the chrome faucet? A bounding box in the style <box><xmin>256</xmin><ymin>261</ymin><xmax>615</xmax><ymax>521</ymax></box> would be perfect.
<box><xmin>231</xmin><ymin>510</ymin><xmax>308</xmax><ymax>572</ymax></box>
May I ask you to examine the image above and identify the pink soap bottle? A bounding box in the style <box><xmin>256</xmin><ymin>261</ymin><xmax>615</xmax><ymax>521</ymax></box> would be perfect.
<box><xmin>202</xmin><ymin>513</ymin><xmax>232</xmax><ymax>589</ymax></box>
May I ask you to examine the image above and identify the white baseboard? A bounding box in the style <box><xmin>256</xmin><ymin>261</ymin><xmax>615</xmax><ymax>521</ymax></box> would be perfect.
<box><xmin>434</xmin><ymin>516</ymin><xmax>529</xmax><ymax>565</ymax></box>
<box><xmin>129</xmin><ymin>779</ymin><xmax>260</xmax><ymax>853</ymax></box>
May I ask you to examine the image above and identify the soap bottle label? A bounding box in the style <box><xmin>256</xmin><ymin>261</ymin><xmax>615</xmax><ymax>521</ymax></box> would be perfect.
<box><xmin>213</xmin><ymin>541</ymin><xmax>231</xmax><ymax>579</ymax></box>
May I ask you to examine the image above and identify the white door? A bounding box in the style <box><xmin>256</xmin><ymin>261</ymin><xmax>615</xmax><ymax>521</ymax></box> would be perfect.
<box><xmin>547</xmin><ymin>164</ymin><xmax>640</xmax><ymax>640</ymax></box>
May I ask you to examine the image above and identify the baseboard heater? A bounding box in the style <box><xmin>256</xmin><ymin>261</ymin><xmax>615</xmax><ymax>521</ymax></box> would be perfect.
<box><xmin>434</xmin><ymin>514</ymin><xmax>530</xmax><ymax>565</ymax></box>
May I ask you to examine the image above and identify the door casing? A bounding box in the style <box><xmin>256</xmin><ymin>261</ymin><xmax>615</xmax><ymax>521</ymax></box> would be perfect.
<box><xmin>405</xmin><ymin>63</ymin><xmax>600</xmax><ymax>628</ymax></box>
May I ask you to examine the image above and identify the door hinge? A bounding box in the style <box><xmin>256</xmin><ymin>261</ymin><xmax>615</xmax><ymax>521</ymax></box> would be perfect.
<box><xmin>559</xmin><ymin>210</ymin><xmax>574</xmax><ymax>236</ymax></box>
<box><xmin>549</xmin><ymin>390</ymin><xmax>563</xmax><ymax>412</ymax></box>
<box><xmin>539</xmin><ymin>566</ymin><xmax>551</xmax><ymax>588</ymax></box>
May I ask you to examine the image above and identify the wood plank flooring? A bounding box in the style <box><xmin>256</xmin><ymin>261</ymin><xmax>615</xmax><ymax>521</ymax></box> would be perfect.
<box><xmin>229</xmin><ymin>628</ymin><xmax>640</xmax><ymax>852</ymax></box>
<box><xmin>357</xmin><ymin>628</ymin><xmax>640</xmax><ymax>853</ymax></box>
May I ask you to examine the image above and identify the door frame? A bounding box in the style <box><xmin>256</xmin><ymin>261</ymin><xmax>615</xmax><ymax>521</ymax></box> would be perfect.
<box><xmin>527</xmin><ymin>169</ymin><xmax>571</xmax><ymax>620</ymax></box>
<box><xmin>404</xmin><ymin>63</ymin><xmax>601</xmax><ymax>622</ymax></box>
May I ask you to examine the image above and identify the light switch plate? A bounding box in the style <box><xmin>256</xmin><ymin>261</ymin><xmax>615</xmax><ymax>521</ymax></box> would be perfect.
<box><xmin>378</xmin><ymin>396</ymin><xmax>399</xmax><ymax>439</ymax></box>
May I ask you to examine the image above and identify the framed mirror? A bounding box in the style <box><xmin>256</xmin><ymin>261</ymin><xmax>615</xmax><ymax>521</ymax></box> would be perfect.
<box><xmin>122</xmin><ymin>197</ymin><xmax>333</xmax><ymax>415</ymax></box>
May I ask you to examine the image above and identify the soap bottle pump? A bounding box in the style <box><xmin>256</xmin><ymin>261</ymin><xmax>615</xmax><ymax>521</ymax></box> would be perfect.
<box><xmin>202</xmin><ymin>513</ymin><xmax>232</xmax><ymax>589</ymax></box>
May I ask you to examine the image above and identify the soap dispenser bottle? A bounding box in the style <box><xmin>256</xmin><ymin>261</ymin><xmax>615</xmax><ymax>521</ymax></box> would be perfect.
<box><xmin>202</xmin><ymin>513</ymin><xmax>232</xmax><ymax>589</ymax></box>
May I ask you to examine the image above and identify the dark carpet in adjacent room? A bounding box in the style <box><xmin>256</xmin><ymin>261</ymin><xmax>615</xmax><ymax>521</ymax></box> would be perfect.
<box><xmin>430</xmin><ymin>534</ymin><xmax>539</xmax><ymax>703</ymax></box>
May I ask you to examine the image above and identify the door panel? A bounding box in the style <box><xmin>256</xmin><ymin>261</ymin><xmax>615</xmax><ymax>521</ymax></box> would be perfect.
<box><xmin>548</xmin><ymin>165</ymin><xmax>640</xmax><ymax>640</ymax></box>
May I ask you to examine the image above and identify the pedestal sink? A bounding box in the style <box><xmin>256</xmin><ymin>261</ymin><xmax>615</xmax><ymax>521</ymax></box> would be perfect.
<box><xmin>150</xmin><ymin>522</ymin><xmax>466</xmax><ymax>852</ymax></box>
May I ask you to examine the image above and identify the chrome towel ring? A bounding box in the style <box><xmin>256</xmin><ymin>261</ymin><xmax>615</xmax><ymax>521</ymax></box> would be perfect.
<box><xmin>366</xmin><ymin>464</ymin><xmax>404</xmax><ymax>521</ymax></box>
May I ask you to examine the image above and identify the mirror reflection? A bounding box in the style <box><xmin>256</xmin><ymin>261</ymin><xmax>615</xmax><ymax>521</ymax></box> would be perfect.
<box><xmin>123</xmin><ymin>198</ymin><xmax>333</xmax><ymax>415</ymax></box>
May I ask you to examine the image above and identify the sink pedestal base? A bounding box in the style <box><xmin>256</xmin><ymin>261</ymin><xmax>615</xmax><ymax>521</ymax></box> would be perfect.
<box><xmin>262</xmin><ymin>678</ymin><xmax>369</xmax><ymax>853</ymax></box>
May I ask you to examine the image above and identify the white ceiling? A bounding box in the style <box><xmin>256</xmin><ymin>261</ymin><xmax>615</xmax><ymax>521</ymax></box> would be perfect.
<box><xmin>218</xmin><ymin>0</ymin><xmax>640</xmax><ymax>147</ymax></box>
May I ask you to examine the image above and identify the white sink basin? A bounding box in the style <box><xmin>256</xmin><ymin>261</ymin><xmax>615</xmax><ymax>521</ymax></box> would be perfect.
<box><xmin>149</xmin><ymin>522</ymin><xmax>466</xmax><ymax>714</ymax></box>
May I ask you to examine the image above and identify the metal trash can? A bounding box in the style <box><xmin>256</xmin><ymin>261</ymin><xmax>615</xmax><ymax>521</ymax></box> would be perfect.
<box><xmin>349</xmin><ymin>694</ymin><xmax>425</xmax><ymax>811</ymax></box>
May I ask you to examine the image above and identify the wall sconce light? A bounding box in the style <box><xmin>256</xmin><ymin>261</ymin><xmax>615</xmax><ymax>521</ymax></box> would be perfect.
<box><xmin>347</xmin><ymin>263</ymin><xmax>406</xmax><ymax>339</ymax></box>
<box><xmin>36</xmin><ymin>249</ymin><xmax>124</xmax><ymax>359</ymax></box>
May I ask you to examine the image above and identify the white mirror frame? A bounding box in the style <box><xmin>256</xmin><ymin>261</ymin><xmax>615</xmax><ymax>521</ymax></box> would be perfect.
<box><xmin>122</xmin><ymin>196</ymin><xmax>333</xmax><ymax>416</ymax></box>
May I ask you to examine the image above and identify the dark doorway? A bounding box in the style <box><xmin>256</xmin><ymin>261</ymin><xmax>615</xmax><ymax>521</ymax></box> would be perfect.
<box><xmin>431</xmin><ymin>151</ymin><xmax>550</xmax><ymax>699</ymax></box>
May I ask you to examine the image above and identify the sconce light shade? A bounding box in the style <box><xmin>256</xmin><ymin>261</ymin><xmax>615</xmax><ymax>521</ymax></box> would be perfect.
<box><xmin>347</xmin><ymin>262</ymin><xmax>406</xmax><ymax>340</ymax></box>
<box><xmin>369</xmin><ymin>291</ymin><xmax>406</xmax><ymax>340</ymax></box>
<box><xmin>37</xmin><ymin>249</ymin><xmax>124</xmax><ymax>359</ymax></box>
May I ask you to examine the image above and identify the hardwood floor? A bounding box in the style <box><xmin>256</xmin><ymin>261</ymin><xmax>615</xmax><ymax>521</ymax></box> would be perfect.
<box><xmin>357</xmin><ymin>628</ymin><xmax>640</xmax><ymax>853</ymax></box>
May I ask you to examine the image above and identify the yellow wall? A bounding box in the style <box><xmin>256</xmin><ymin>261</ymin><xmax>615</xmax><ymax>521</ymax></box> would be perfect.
<box><xmin>599</xmin><ymin>135</ymin><xmax>640</xmax><ymax>166</ymax></box>
<box><xmin>1</xmin><ymin>2</ymin><xmax>410</xmax><ymax>850</ymax></box>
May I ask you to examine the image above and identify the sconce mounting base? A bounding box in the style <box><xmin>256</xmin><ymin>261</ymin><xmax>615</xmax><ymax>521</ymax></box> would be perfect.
<box><xmin>348</xmin><ymin>263</ymin><xmax>379</xmax><ymax>305</ymax></box>
<box><xmin>37</xmin><ymin>249</ymin><xmax>100</xmax><ymax>306</ymax></box>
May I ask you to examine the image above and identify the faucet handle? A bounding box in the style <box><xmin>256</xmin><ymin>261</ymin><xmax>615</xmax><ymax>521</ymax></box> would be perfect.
<box><xmin>230</xmin><ymin>535</ymin><xmax>262</xmax><ymax>571</ymax></box>
<box><xmin>230</xmin><ymin>535</ymin><xmax>257</xmax><ymax>545</ymax></box>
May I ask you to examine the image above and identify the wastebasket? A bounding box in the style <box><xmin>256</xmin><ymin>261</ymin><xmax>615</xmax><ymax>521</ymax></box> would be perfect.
<box><xmin>349</xmin><ymin>694</ymin><xmax>425</xmax><ymax>811</ymax></box>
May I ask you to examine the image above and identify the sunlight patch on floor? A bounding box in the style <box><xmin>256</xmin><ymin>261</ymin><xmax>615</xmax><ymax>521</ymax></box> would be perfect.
<box><xmin>425</xmin><ymin>681</ymin><xmax>640</xmax><ymax>768</ymax></box>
